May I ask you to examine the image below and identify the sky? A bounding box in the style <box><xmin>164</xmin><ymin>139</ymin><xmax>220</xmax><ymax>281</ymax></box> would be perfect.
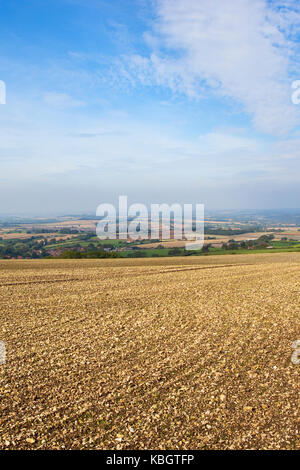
<box><xmin>1</xmin><ymin>0</ymin><xmax>300</xmax><ymax>214</ymax></box>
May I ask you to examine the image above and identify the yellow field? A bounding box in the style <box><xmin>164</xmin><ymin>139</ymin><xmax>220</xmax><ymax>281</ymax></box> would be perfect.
<box><xmin>0</xmin><ymin>253</ymin><xmax>299</xmax><ymax>450</ymax></box>
<box><xmin>0</xmin><ymin>233</ymin><xmax>78</xmax><ymax>241</ymax></box>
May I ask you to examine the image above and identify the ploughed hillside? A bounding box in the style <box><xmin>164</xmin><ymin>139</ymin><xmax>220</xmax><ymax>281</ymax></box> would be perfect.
<box><xmin>0</xmin><ymin>253</ymin><xmax>299</xmax><ymax>449</ymax></box>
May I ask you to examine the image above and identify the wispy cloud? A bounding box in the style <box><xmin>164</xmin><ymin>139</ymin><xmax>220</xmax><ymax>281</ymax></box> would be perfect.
<box><xmin>116</xmin><ymin>0</ymin><xmax>300</xmax><ymax>136</ymax></box>
<box><xmin>43</xmin><ymin>92</ymin><xmax>86</xmax><ymax>108</ymax></box>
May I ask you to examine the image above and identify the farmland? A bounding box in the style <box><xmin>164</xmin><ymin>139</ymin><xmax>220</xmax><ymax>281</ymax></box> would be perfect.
<box><xmin>3</xmin><ymin>210</ymin><xmax>300</xmax><ymax>260</ymax></box>
<box><xmin>0</xmin><ymin>253</ymin><xmax>299</xmax><ymax>450</ymax></box>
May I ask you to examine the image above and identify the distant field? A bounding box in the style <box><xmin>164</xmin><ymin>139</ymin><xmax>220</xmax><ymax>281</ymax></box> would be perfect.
<box><xmin>0</xmin><ymin>253</ymin><xmax>299</xmax><ymax>450</ymax></box>
<box><xmin>0</xmin><ymin>233</ymin><xmax>79</xmax><ymax>241</ymax></box>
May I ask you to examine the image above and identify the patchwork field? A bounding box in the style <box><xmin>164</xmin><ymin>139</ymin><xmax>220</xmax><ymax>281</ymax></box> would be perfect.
<box><xmin>0</xmin><ymin>253</ymin><xmax>299</xmax><ymax>450</ymax></box>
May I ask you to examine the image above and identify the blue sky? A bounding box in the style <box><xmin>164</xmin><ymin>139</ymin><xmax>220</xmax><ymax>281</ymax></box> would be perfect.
<box><xmin>1</xmin><ymin>0</ymin><xmax>300</xmax><ymax>213</ymax></box>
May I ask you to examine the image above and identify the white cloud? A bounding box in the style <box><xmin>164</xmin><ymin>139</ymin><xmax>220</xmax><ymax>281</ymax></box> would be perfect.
<box><xmin>120</xmin><ymin>0</ymin><xmax>300</xmax><ymax>136</ymax></box>
<box><xmin>43</xmin><ymin>92</ymin><xmax>85</xmax><ymax>108</ymax></box>
<box><xmin>196</xmin><ymin>132</ymin><xmax>260</xmax><ymax>155</ymax></box>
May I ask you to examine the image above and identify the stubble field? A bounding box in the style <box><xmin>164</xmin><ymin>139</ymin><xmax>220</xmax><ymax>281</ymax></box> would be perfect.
<box><xmin>0</xmin><ymin>253</ymin><xmax>299</xmax><ymax>450</ymax></box>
